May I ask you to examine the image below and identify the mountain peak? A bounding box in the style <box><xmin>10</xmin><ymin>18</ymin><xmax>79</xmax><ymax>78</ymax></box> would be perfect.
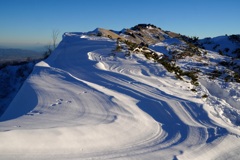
<box><xmin>84</xmin><ymin>24</ymin><xmax>180</xmax><ymax>45</ymax></box>
<box><xmin>131</xmin><ymin>23</ymin><xmax>158</xmax><ymax>31</ymax></box>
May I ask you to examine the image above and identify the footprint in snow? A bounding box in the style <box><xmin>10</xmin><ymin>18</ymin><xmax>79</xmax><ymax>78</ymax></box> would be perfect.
<box><xmin>49</xmin><ymin>99</ymin><xmax>64</xmax><ymax>106</ymax></box>
<box><xmin>13</xmin><ymin>125</ymin><xmax>21</xmax><ymax>128</ymax></box>
<box><xmin>78</xmin><ymin>91</ymin><xmax>87</xmax><ymax>94</ymax></box>
<box><xmin>27</xmin><ymin>110</ymin><xmax>43</xmax><ymax>116</ymax></box>
<box><xmin>50</xmin><ymin>98</ymin><xmax>72</xmax><ymax>106</ymax></box>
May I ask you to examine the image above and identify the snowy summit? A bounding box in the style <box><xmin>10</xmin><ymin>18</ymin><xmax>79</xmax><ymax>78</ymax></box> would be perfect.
<box><xmin>0</xmin><ymin>24</ymin><xmax>240</xmax><ymax>160</ymax></box>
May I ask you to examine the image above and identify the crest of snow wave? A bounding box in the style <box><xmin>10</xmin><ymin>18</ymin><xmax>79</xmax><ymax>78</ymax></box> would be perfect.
<box><xmin>0</xmin><ymin>32</ymin><xmax>240</xmax><ymax>160</ymax></box>
<box><xmin>150</xmin><ymin>38</ymin><xmax>240</xmax><ymax>129</ymax></box>
<box><xmin>200</xmin><ymin>78</ymin><xmax>240</xmax><ymax>129</ymax></box>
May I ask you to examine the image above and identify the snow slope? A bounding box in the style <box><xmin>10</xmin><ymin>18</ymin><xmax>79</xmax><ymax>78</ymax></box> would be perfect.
<box><xmin>199</xmin><ymin>35</ymin><xmax>240</xmax><ymax>57</ymax></box>
<box><xmin>0</xmin><ymin>32</ymin><xmax>240</xmax><ymax>160</ymax></box>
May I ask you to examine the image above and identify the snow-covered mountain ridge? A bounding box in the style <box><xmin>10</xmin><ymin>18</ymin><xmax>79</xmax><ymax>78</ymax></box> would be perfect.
<box><xmin>87</xmin><ymin>24</ymin><xmax>240</xmax><ymax>79</ymax></box>
<box><xmin>199</xmin><ymin>34</ymin><xmax>240</xmax><ymax>58</ymax></box>
<box><xmin>0</xmin><ymin>24</ymin><xmax>240</xmax><ymax>160</ymax></box>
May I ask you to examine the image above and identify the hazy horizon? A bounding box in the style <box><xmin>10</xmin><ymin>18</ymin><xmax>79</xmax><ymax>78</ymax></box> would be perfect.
<box><xmin>0</xmin><ymin>42</ymin><xmax>52</xmax><ymax>52</ymax></box>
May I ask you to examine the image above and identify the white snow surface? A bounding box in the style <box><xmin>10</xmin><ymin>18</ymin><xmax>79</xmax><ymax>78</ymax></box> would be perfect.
<box><xmin>1</xmin><ymin>32</ymin><xmax>240</xmax><ymax>160</ymax></box>
<box><xmin>199</xmin><ymin>35</ymin><xmax>240</xmax><ymax>57</ymax></box>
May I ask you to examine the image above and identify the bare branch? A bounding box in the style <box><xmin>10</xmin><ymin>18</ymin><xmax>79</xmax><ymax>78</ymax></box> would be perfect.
<box><xmin>45</xmin><ymin>43</ymin><xmax>52</xmax><ymax>52</ymax></box>
<box><xmin>52</xmin><ymin>29</ymin><xmax>60</xmax><ymax>49</ymax></box>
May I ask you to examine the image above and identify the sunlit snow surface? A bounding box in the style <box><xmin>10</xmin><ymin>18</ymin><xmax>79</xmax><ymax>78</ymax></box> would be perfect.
<box><xmin>0</xmin><ymin>33</ymin><xmax>240</xmax><ymax>160</ymax></box>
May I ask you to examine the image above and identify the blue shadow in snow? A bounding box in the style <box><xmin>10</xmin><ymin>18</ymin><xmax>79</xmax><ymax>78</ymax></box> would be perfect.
<box><xmin>54</xmin><ymin>38</ymin><xmax>229</xmax><ymax>146</ymax></box>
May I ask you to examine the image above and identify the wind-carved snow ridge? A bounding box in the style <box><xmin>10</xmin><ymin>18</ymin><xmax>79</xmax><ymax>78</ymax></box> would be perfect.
<box><xmin>199</xmin><ymin>79</ymin><xmax>240</xmax><ymax>129</ymax></box>
<box><xmin>0</xmin><ymin>32</ymin><xmax>240</xmax><ymax>160</ymax></box>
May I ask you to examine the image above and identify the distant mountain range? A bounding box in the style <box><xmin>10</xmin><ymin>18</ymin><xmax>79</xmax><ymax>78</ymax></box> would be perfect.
<box><xmin>0</xmin><ymin>48</ymin><xmax>45</xmax><ymax>64</ymax></box>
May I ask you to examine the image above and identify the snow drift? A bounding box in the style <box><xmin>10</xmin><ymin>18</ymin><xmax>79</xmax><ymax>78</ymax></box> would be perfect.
<box><xmin>0</xmin><ymin>31</ymin><xmax>240</xmax><ymax>160</ymax></box>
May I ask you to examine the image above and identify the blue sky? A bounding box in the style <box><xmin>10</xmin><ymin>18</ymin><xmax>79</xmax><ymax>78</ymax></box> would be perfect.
<box><xmin>0</xmin><ymin>0</ymin><xmax>239</xmax><ymax>50</ymax></box>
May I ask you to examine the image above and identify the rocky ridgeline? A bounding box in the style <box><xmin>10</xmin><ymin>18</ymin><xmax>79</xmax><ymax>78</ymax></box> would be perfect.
<box><xmin>88</xmin><ymin>24</ymin><xmax>240</xmax><ymax>85</ymax></box>
<box><xmin>89</xmin><ymin>24</ymin><xmax>184</xmax><ymax>45</ymax></box>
